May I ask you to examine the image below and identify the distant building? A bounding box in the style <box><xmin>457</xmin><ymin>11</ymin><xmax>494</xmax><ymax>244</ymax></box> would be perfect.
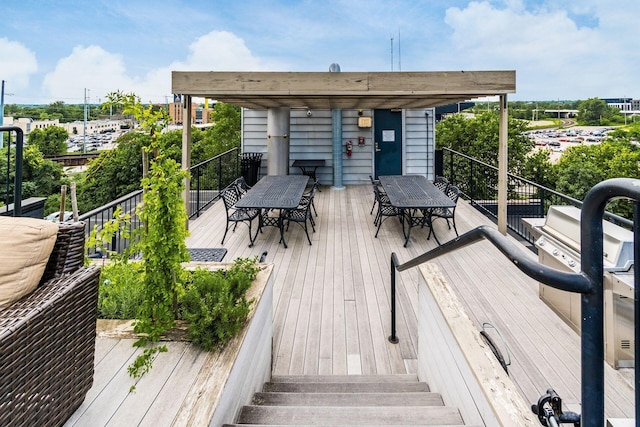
<box><xmin>11</xmin><ymin>118</ymin><xmax>60</xmax><ymax>135</ymax></box>
<box><xmin>168</xmin><ymin>94</ymin><xmax>213</xmax><ymax>125</ymax></box>
<box><xmin>60</xmin><ymin>119</ymin><xmax>121</xmax><ymax>136</ymax></box>
<box><xmin>602</xmin><ymin>97</ymin><xmax>634</xmax><ymax>111</ymax></box>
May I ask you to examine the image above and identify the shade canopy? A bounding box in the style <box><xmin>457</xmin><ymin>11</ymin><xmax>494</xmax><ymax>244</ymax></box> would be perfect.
<box><xmin>171</xmin><ymin>70</ymin><xmax>515</xmax><ymax>110</ymax></box>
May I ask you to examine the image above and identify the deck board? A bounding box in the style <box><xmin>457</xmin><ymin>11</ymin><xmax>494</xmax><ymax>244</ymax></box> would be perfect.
<box><xmin>73</xmin><ymin>184</ymin><xmax>635</xmax><ymax>424</ymax></box>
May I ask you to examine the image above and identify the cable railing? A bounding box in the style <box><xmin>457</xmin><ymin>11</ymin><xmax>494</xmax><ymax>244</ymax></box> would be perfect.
<box><xmin>441</xmin><ymin>147</ymin><xmax>632</xmax><ymax>244</ymax></box>
<box><xmin>388</xmin><ymin>177</ymin><xmax>639</xmax><ymax>427</ymax></box>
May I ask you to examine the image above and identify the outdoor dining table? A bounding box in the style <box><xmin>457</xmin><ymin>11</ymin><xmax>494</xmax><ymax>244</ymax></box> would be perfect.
<box><xmin>379</xmin><ymin>175</ymin><xmax>456</xmax><ymax>247</ymax></box>
<box><xmin>236</xmin><ymin>174</ymin><xmax>309</xmax><ymax>248</ymax></box>
<box><xmin>292</xmin><ymin>159</ymin><xmax>325</xmax><ymax>190</ymax></box>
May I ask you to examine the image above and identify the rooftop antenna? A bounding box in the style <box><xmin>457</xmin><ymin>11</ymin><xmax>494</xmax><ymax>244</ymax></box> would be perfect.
<box><xmin>390</xmin><ymin>35</ymin><xmax>394</xmax><ymax>71</ymax></box>
<box><xmin>398</xmin><ymin>29</ymin><xmax>401</xmax><ymax>71</ymax></box>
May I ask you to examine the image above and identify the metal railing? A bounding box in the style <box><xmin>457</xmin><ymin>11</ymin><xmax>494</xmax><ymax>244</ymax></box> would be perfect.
<box><xmin>80</xmin><ymin>148</ymin><xmax>241</xmax><ymax>254</ymax></box>
<box><xmin>189</xmin><ymin>147</ymin><xmax>240</xmax><ymax>218</ymax></box>
<box><xmin>388</xmin><ymin>177</ymin><xmax>640</xmax><ymax>427</ymax></box>
<box><xmin>79</xmin><ymin>189</ymin><xmax>143</xmax><ymax>255</ymax></box>
<box><xmin>441</xmin><ymin>147</ymin><xmax>632</xmax><ymax>244</ymax></box>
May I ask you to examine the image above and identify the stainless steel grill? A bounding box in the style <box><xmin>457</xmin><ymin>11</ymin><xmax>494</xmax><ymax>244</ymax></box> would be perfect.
<box><xmin>532</xmin><ymin>205</ymin><xmax>635</xmax><ymax>368</ymax></box>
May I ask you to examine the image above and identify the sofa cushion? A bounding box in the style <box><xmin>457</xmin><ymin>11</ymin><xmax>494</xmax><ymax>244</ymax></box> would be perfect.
<box><xmin>0</xmin><ymin>217</ymin><xmax>59</xmax><ymax>310</ymax></box>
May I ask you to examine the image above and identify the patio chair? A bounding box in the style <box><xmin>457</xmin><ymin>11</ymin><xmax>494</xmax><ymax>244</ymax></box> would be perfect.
<box><xmin>434</xmin><ymin>175</ymin><xmax>449</xmax><ymax>192</ymax></box>
<box><xmin>369</xmin><ymin>175</ymin><xmax>390</xmax><ymax>219</ymax></box>
<box><xmin>300</xmin><ymin>180</ymin><xmax>319</xmax><ymax>221</ymax></box>
<box><xmin>283</xmin><ymin>186</ymin><xmax>316</xmax><ymax>245</ymax></box>
<box><xmin>1</xmin><ymin>220</ymin><xmax>100</xmax><ymax>427</ymax></box>
<box><xmin>220</xmin><ymin>186</ymin><xmax>260</xmax><ymax>246</ymax></box>
<box><xmin>233</xmin><ymin>176</ymin><xmax>252</xmax><ymax>196</ymax></box>
<box><xmin>428</xmin><ymin>184</ymin><xmax>461</xmax><ymax>239</ymax></box>
<box><xmin>373</xmin><ymin>184</ymin><xmax>402</xmax><ymax>238</ymax></box>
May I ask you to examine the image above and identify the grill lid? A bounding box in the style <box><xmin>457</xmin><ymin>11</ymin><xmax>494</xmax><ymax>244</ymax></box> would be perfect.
<box><xmin>541</xmin><ymin>205</ymin><xmax>634</xmax><ymax>271</ymax></box>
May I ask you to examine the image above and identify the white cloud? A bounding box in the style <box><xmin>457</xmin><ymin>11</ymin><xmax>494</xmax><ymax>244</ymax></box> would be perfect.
<box><xmin>0</xmin><ymin>38</ymin><xmax>38</xmax><ymax>94</ymax></box>
<box><xmin>442</xmin><ymin>1</ymin><xmax>637</xmax><ymax>99</ymax></box>
<box><xmin>40</xmin><ymin>31</ymin><xmax>281</xmax><ymax>104</ymax></box>
<box><xmin>42</xmin><ymin>45</ymin><xmax>134</xmax><ymax>103</ymax></box>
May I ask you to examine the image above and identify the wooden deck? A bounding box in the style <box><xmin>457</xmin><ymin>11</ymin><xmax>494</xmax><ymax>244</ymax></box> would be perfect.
<box><xmin>70</xmin><ymin>184</ymin><xmax>635</xmax><ymax>425</ymax></box>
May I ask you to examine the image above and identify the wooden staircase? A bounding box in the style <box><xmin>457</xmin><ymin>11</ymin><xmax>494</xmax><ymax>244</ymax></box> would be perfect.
<box><xmin>223</xmin><ymin>374</ymin><xmax>475</xmax><ymax>426</ymax></box>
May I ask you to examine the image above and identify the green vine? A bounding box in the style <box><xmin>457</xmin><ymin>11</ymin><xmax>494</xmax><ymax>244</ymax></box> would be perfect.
<box><xmin>119</xmin><ymin>93</ymin><xmax>190</xmax><ymax>388</ymax></box>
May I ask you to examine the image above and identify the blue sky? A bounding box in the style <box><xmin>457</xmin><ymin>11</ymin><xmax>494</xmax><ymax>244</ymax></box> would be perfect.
<box><xmin>1</xmin><ymin>0</ymin><xmax>638</xmax><ymax>104</ymax></box>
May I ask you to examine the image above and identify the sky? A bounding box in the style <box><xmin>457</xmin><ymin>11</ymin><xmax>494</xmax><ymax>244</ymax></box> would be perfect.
<box><xmin>1</xmin><ymin>0</ymin><xmax>638</xmax><ymax>105</ymax></box>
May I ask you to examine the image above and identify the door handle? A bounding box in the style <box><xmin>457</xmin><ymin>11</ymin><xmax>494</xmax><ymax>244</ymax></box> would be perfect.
<box><xmin>375</xmin><ymin>142</ymin><xmax>381</xmax><ymax>152</ymax></box>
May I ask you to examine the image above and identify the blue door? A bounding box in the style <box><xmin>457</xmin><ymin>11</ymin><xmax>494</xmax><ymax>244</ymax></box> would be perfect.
<box><xmin>374</xmin><ymin>109</ymin><xmax>402</xmax><ymax>178</ymax></box>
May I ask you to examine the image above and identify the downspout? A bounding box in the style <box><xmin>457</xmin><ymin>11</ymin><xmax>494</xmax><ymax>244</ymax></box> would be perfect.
<box><xmin>330</xmin><ymin>63</ymin><xmax>345</xmax><ymax>190</ymax></box>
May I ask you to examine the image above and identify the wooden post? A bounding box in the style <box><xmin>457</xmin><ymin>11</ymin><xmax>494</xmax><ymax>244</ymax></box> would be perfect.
<box><xmin>59</xmin><ymin>185</ymin><xmax>67</xmax><ymax>223</ymax></box>
<box><xmin>70</xmin><ymin>182</ymin><xmax>78</xmax><ymax>222</ymax></box>
<box><xmin>497</xmin><ymin>94</ymin><xmax>508</xmax><ymax>234</ymax></box>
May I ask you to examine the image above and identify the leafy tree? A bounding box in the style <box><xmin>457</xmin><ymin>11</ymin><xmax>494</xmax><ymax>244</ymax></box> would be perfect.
<box><xmin>27</xmin><ymin>126</ymin><xmax>68</xmax><ymax>155</ymax></box>
<box><xmin>521</xmin><ymin>149</ymin><xmax>557</xmax><ymax>190</ymax></box>
<box><xmin>436</xmin><ymin>111</ymin><xmax>533</xmax><ymax>174</ymax></box>
<box><xmin>76</xmin><ymin>132</ymin><xmax>150</xmax><ymax>213</ymax></box>
<box><xmin>0</xmin><ymin>145</ymin><xmax>66</xmax><ymax>208</ymax></box>
<box><xmin>210</xmin><ymin>102</ymin><xmax>241</xmax><ymax>152</ymax></box>
<box><xmin>554</xmin><ymin>140</ymin><xmax>640</xmax><ymax>218</ymax></box>
<box><xmin>577</xmin><ymin>98</ymin><xmax>618</xmax><ymax>125</ymax></box>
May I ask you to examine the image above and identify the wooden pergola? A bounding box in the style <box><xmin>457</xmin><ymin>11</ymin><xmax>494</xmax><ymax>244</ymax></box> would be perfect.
<box><xmin>171</xmin><ymin>70</ymin><xmax>516</xmax><ymax>233</ymax></box>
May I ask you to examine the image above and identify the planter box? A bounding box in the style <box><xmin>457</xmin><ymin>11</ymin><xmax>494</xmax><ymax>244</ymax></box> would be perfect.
<box><xmin>93</xmin><ymin>262</ymin><xmax>274</xmax><ymax>426</ymax></box>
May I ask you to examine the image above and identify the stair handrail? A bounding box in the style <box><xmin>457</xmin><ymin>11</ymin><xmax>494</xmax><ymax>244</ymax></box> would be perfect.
<box><xmin>389</xmin><ymin>177</ymin><xmax>640</xmax><ymax>427</ymax></box>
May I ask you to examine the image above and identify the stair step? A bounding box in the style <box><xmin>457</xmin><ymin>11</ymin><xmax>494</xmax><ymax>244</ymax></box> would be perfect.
<box><xmin>236</xmin><ymin>405</ymin><xmax>464</xmax><ymax>425</ymax></box>
<box><xmin>252</xmin><ymin>392</ymin><xmax>444</xmax><ymax>406</ymax></box>
<box><xmin>263</xmin><ymin>382</ymin><xmax>430</xmax><ymax>393</ymax></box>
<box><xmin>224</xmin><ymin>425</ymin><xmax>480</xmax><ymax>427</ymax></box>
<box><xmin>270</xmin><ymin>374</ymin><xmax>419</xmax><ymax>383</ymax></box>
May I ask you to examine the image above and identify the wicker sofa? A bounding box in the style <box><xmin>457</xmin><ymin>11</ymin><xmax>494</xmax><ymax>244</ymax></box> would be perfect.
<box><xmin>0</xmin><ymin>221</ymin><xmax>101</xmax><ymax>426</ymax></box>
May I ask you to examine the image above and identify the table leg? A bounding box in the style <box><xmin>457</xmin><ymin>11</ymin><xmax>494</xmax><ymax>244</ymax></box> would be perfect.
<box><xmin>403</xmin><ymin>209</ymin><xmax>412</xmax><ymax>247</ymax></box>
<box><xmin>279</xmin><ymin>211</ymin><xmax>288</xmax><ymax>248</ymax></box>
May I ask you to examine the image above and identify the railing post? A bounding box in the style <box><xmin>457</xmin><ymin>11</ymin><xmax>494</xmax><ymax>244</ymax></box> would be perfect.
<box><xmin>196</xmin><ymin>166</ymin><xmax>201</xmax><ymax>218</ymax></box>
<box><xmin>470</xmin><ymin>158</ymin><xmax>475</xmax><ymax>202</ymax></box>
<box><xmin>389</xmin><ymin>253</ymin><xmax>399</xmax><ymax>344</ymax></box>
<box><xmin>218</xmin><ymin>156</ymin><xmax>223</xmax><ymax>194</ymax></box>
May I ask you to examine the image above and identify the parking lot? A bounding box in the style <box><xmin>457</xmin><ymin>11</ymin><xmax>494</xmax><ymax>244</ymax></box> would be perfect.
<box><xmin>525</xmin><ymin>125</ymin><xmax>614</xmax><ymax>162</ymax></box>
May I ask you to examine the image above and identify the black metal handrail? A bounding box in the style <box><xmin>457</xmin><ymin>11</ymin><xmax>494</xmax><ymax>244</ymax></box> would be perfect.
<box><xmin>389</xmin><ymin>177</ymin><xmax>639</xmax><ymax>427</ymax></box>
<box><xmin>441</xmin><ymin>147</ymin><xmax>632</xmax><ymax>243</ymax></box>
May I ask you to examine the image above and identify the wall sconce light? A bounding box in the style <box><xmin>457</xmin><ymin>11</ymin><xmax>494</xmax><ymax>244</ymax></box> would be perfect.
<box><xmin>306</xmin><ymin>109</ymin><xmax>312</xmax><ymax>117</ymax></box>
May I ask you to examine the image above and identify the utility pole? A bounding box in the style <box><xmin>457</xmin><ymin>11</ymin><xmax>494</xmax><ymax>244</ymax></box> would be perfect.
<box><xmin>83</xmin><ymin>88</ymin><xmax>87</xmax><ymax>154</ymax></box>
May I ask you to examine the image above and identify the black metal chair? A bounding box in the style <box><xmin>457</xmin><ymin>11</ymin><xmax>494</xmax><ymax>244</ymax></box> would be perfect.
<box><xmin>283</xmin><ymin>186</ymin><xmax>316</xmax><ymax>245</ymax></box>
<box><xmin>220</xmin><ymin>186</ymin><xmax>260</xmax><ymax>246</ymax></box>
<box><xmin>434</xmin><ymin>175</ymin><xmax>449</xmax><ymax>192</ymax></box>
<box><xmin>428</xmin><ymin>184</ymin><xmax>461</xmax><ymax>239</ymax></box>
<box><xmin>301</xmin><ymin>180</ymin><xmax>319</xmax><ymax>220</ymax></box>
<box><xmin>233</xmin><ymin>176</ymin><xmax>251</xmax><ymax>196</ymax></box>
<box><xmin>373</xmin><ymin>185</ymin><xmax>402</xmax><ymax>238</ymax></box>
<box><xmin>369</xmin><ymin>175</ymin><xmax>391</xmax><ymax>224</ymax></box>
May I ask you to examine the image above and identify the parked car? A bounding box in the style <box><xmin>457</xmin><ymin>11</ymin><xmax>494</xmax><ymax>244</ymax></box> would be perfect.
<box><xmin>45</xmin><ymin>211</ymin><xmax>74</xmax><ymax>223</ymax></box>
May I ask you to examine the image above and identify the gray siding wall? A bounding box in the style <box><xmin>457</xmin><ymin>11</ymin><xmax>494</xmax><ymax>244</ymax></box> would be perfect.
<box><xmin>241</xmin><ymin>107</ymin><xmax>435</xmax><ymax>185</ymax></box>
<box><xmin>404</xmin><ymin>109</ymin><xmax>436</xmax><ymax>180</ymax></box>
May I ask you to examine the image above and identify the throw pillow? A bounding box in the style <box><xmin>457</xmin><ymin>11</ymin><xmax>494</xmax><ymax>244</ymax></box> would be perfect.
<box><xmin>0</xmin><ymin>217</ymin><xmax>59</xmax><ymax>310</ymax></box>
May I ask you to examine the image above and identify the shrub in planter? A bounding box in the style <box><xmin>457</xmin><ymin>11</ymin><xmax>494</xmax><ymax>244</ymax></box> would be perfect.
<box><xmin>98</xmin><ymin>261</ymin><xmax>145</xmax><ymax>319</ymax></box>
<box><xmin>181</xmin><ymin>258</ymin><xmax>260</xmax><ymax>351</ymax></box>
